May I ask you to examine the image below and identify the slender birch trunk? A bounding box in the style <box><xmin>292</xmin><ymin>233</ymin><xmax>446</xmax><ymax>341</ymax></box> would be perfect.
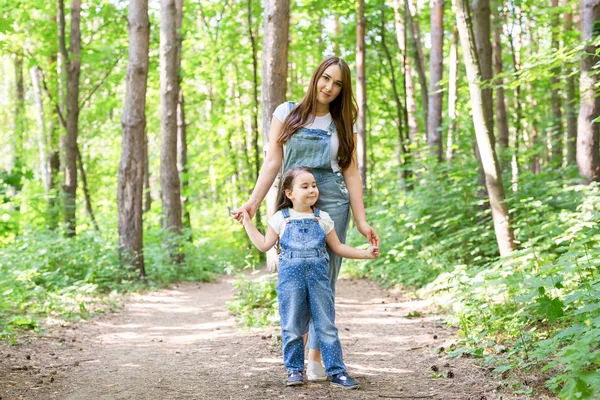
<box><xmin>454</xmin><ymin>0</ymin><xmax>516</xmax><ymax>256</ymax></box>
<box><xmin>160</xmin><ymin>0</ymin><xmax>184</xmax><ymax>262</ymax></box>
<box><xmin>577</xmin><ymin>0</ymin><xmax>600</xmax><ymax>182</ymax></box>
<box><xmin>357</xmin><ymin>0</ymin><xmax>368</xmax><ymax>187</ymax></box>
<box><xmin>427</xmin><ymin>0</ymin><xmax>444</xmax><ymax>161</ymax></box>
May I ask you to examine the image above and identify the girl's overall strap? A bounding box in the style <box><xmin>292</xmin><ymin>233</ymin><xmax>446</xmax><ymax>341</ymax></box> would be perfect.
<box><xmin>313</xmin><ymin>207</ymin><xmax>321</xmax><ymax>220</ymax></box>
<box><xmin>282</xmin><ymin>208</ymin><xmax>291</xmax><ymax>223</ymax></box>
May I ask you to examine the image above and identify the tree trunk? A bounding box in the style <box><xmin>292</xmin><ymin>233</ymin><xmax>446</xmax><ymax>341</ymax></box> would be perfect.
<box><xmin>427</xmin><ymin>0</ymin><xmax>444</xmax><ymax>162</ymax></box>
<box><xmin>63</xmin><ymin>0</ymin><xmax>82</xmax><ymax>236</ymax></box>
<box><xmin>356</xmin><ymin>0</ymin><xmax>367</xmax><ymax>187</ymax></box>
<box><xmin>175</xmin><ymin>0</ymin><xmax>190</xmax><ymax>229</ymax></box>
<box><xmin>471</xmin><ymin>0</ymin><xmax>494</xmax><ymax>139</ymax></box>
<box><xmin>550</xmin><ymin>0</ymin><xmax>564</xmax><ymax>166</ymax></box>
<box><xmin>261</xmin><ymin>0</ymin><xmax>289</xmax><ymax>272</ymax></box>
<box><xmin>394</xmin><ymin>0</ymin><xmax>419</xmax><ymax>148</ymax></box>
<box><xmin>118</xmin><ymin>0</ymin><xmax>149</xmax><ymax>275</ymax></box>
<box><xmin>381</xmin><ymin>5</ymin><xmax>408</xmax><ymax>184</ymax></box>
<box><xmin>577</xmin><ymin>0</ymin><xmax>600</xmax><ymax>182</ymax></box>
<box><xmin>160</xmin><ymin>0</ymin><xmax>184</xmax><ymax>261</ymax></box>
<box><xmin>76</xmin><ymin>147</ymin><xmax>99</xmax><ymax>232</ymax></box>
<box><xmin>30</xmin><ymin>66</ymin><xmax>52</xmax><ymax>193</ymax></box>
<box><xmin>447</xmin><ymin>27</ymin><xmax>459</xmax><ymax>161</ymax></box>
<box><xmin>143</xmin><ymin>132</ymin><xmax>152</xmax><ymax>213</ymax></box>
<box><xmin>564</xmin><ymin>1</ymin><xmax>578</xmax><ymax>165</ymax></box>
<box><xmin>247</xmin><ymin>0</ymin><xmax>263</xmax><ymax>234</ymax></box>
<box><xmin>454</xmin><ymin>0</ymin><xmax>516</xmax><ymax>257</ymax></box>
<box><xmin>507</xmin><ymin>17</ymin><xmax>523</xmax><ymax>190</ymax></box>
<box><xmin>492</xmin><ymin>21</ymin><xmax>509</xmax><ymax>150</ymax></box>
<box><xmin>406</xmin><ymin>0</ymin><xmax>428</xmax><ymax>136</ymax></box>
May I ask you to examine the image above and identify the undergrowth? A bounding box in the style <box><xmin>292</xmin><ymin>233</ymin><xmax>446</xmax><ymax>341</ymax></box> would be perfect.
<box><xmin>344</xmin><ymin>164</ymin><xmax>599</xmax><ymax>399</ymax></box>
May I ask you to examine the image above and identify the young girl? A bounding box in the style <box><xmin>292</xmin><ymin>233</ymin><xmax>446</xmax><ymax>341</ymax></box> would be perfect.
<box><xmin>233</xmin><ymin>56</ymin><xmax>380</xmax><ymax>380</ymax></box>
<box><xmin>240</xmin><ymin>167</ymin><xmax>379</xmax><ymax>389</ymax></box>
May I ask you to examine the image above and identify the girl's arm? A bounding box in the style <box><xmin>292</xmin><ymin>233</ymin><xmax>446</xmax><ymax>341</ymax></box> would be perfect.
<box><xmin>242</xmin><ymin>211</ymin><xmax>279</xmax><ymax>252</ymax></box>
<box><xmin>232</xmin><ymin>116</ymin><xmax>284</xmax><ymax>221</ymax></box>
<box><xmin>326</xmin><ymin>228</ymin><xmax>379</xmax><ymax>259</ymax></box>
<box><xmin>342</xmin><ymin>148</ymin><xmax>380</xmax><ymax>248</ymax></box>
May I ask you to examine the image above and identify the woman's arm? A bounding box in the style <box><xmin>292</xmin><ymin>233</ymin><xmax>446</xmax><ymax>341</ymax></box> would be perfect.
<box><xmin>342</xmin><ymin>148</ymin><xmax>380</xmax><ymax>248</ymax></box>
<box><xmin>232</xmin><ymin>116</ymin><xmax>284</xmax><ymax>220</ymax></box>
<box><xmin>242</xmin><ymin>210</ymin><xmax>279</xmax><ymax>252</ymax></box>
<box><xmin>326</xmin><ymin>229</ymin><xmax>379</xmax><ymax>259</ymax></box>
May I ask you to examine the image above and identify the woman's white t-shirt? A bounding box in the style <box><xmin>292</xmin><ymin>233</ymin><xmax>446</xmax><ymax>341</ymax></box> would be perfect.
<box><xmin>268</xmin><ymin>208</ymin><xmax>334</xmax><ymax>238</ymax></box>
<box><xmin>273</xmin><ymin>102</ymin><xmax>357</xmax><ymax>173</ymax></box>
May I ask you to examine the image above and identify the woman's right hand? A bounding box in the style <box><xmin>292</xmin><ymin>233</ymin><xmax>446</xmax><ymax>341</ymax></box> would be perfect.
<box><xmin>232</xmin><ymin>202</ymin><xmax>259</xmax><ymax>224</ymax></box>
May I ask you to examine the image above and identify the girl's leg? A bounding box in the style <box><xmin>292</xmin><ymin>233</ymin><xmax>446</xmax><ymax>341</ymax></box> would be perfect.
<box><xmin>277</xmin><ymin>260</ymin><xmax>310</xmax><ymax>373</ymax></box>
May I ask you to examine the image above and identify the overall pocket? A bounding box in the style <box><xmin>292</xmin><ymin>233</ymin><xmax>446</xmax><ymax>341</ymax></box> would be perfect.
<box><xmin>286</xmin><ymin>134</ymin><xmax>330</xmax><ymax>170</ymax></box>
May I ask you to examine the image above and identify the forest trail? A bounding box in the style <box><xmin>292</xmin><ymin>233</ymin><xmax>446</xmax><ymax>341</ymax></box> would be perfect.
<box><xmin>1</xmin><ymin>276</ymin><xmax>550</xmax><ymax>400</ymax></box>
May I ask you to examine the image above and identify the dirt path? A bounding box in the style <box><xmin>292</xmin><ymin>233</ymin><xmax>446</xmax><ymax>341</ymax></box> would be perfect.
<box><xmin>1</xmin><ymin>276</ymin><xmax>554</xmax><ymax>400</ymax></box>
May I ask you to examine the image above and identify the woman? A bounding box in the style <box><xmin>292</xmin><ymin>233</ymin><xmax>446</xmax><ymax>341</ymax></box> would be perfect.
<box><xmin>232</xmin><ymin>56</ymin><xmax>379</xmax><ymax>381</ymax></box>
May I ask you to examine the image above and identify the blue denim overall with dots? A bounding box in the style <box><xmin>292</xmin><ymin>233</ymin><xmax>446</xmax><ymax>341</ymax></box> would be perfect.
<box><xmin>282</xmin><ymin>101</ymin><xmax>351</xmax><ymax>351</ymax></box>
<box><xmin>277</xmin><ymin>207</ymin><xmax>346</xmax><ymax>375</ymax></box>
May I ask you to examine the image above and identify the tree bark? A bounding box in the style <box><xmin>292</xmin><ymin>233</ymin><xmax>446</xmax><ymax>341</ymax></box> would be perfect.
<box><xmin>63</xmin><ymin>0</ymin><xmax>82</xmax><ymax>236</ymax></box>
<box><xmin>76</xmin><ymin>147</ymin><xmax>99</xmax><ymax>232</ymax></box>
<box><xmin>471</xmin><ymin>0</ymin><xmax>494</xmax><ymax>139</ymax></box>
<box><xmin>394</xmin><ymin>0</ymin><xmax>419</xmax><ymax>147</ymax></box>
<box><xmin>356</xmin><ymin>0</ymin><xmax>367</xmax><ymax>187</ymax></box>
<box><xmin>261</xmin><ymin>0</ymin><xmax>289</xmax><ymax>272</ymax></box>
<box><xmin>492</xmin><ymin>21</ymin><xmax>509</xmax><ymax>149</ymax></box>
<box><xmin>381</xmin><ymin>5</ymin><xmax>409</xmax><ymax>184</ymax></box>
<box><xmin>406</xmin><ymin>0</ymin><xmax>428</xmax><ymax>136</ymax></box>
<box><xmin>564</xmin><ymin>1</ymin><xmax>578</xmax><ymax>165</ymax></box>
<box><xmin>454</xmin><ymin>0</ymin><xmax>516</xmax><ymax>257</ymax></box>
<box><xmin>447</xmin><ymin>27</ymin><xmax>459</xmax><ymax>161</ymax></box>
<box><xmin>160</xmin><ymin>0</ymin><xmax>184</xmax><ymax>261</ymax></box>
<box><xmin>175</xmin><ymin>0</ymin><xmax>190</xmax><ymax>229</ymax></box>
<box><xmin>550</xmin><ymin>0</ymin><xmax>564</xmax><ymax>166</ymax></box>
<box><xmin>118</xmin><ymin>0</ymin><xmax>150</xmax><ymax>275</ymax></box>
<box><xmin>577</xmin><ymin>0</ymin><xmax>600</xmax><ymax>182</ymax></box>
<box><xmin>247</xmin><ymin>0</ymin><xmax>263</xmax><ymax>234</ymax></box>
<box><xmin>427</xmin><ymin>0</ymin><xmax>444</xmax><ymax>161</ymax></box>
<box><xmin>30</xmin><ymin>66</ymin><xmax>52</xmax><ymax>193</ymax></box>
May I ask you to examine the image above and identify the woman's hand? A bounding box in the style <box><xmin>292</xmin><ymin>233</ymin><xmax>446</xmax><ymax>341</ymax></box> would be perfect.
<box><xmin>357</xmin><ymin>221</ymin><xmax>380</xmax><ymax>249</ymax></box>
<box><xmin>232</xmin><ymin>202</ymin><xmax>259</xmax><ymax>224</ymax></box>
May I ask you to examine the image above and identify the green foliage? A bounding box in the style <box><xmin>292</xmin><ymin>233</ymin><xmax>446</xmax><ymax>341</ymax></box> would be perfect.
<box><xmin>225</xmin><ymin>271</ymin><xmax>279</xmax><ymax>328</ymax></box>
<box><xmin>347</xmin><ymin>169</ymin><xmax>600</xmax><ymax>398</ymax></box>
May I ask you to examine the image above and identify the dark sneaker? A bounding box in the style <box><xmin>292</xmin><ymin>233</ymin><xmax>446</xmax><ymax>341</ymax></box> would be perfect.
<box><xmin>286</xmin><ymin>371</ymin><xmax>304</xmax><ymax>386</ymax></box>
<box><xmin>330</xmin><ymin>372</ymin><xmax>360</xmax><ymax>389</ymax></box>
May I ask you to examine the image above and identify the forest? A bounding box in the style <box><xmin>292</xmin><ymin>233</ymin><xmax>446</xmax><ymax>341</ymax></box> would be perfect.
<box><xmin>0</xmin><ymin>0</ymin><xmax>599</xmax><ymax>398</ymax></box>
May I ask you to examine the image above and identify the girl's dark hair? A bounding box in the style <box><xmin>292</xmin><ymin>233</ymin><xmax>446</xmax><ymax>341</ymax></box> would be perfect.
<box><xmin>277</xmin><ymin>56</ymin><xmax>358</xmax><ymax>170</ymax></box>
<box><xmin>275</xmin><ymin>167</ymin><xmax>314</xmax><ymax>213</ymax></box>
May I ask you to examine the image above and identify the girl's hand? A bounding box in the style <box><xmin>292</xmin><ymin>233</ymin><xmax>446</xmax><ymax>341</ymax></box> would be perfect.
<box><xmin>357</xmin><ymin>221</ymin><xmax>380</xmax><ymax>249</ymax></box>
<box><xmin>232</xmin><ymin>202</ymin><xmax>259</xmax><ymax>223</ymax></box>
<box><xmin>238</xmin><ymin>209</ymin><xmax>253</xmax><ymax>226</ymax></box>
<box><xmin>365</xmin><ymin>246</ymin><xmax>380</xmax><ymax>259</ymax></box>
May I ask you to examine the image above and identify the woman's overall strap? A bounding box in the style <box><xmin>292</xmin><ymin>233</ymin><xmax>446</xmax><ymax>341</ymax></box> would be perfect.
<box><xmin>287</xmin><ymin>101</ymin><xmax>296</xmax><ymax>112</ymax></box>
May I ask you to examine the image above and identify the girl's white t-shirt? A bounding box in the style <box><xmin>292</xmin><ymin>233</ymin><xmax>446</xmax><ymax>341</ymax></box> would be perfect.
<box><xmin>268</xmin><ymin>208</ymin><xmax>335</xmax><ymax>238</ymax></box>
<box><xmin>273</xmin><ymin>102</ymin><xmax>357</xmax><ymax>173</ymax></box>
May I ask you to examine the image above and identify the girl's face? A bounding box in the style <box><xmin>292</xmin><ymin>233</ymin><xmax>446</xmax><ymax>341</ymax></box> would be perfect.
<box><xmin>285</xmin><ymin>172</ymin><xmax>319</xmax><ymax>208</ymax></box>
<box><xmin>316</xmin><ymin>65</ymin><xmax>343</xmax><ymax>106</ymax></box>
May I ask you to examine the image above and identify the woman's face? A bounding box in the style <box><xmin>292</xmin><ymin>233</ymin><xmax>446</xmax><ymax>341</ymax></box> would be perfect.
<box><xmin>316</xmin><ymin>64</ymin><xmax>343</xmax><ymax>106</ymax></box>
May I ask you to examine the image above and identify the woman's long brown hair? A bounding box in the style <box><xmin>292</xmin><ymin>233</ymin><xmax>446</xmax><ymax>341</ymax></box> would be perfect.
<box><xmin>277</xmin><ymin>57</ymin><xmax>358</xmax><ymax>170</ymax></box>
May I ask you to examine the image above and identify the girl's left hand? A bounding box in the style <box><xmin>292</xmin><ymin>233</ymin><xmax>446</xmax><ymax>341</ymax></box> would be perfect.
<box><xmin>357</xmin><ymin>222</ymin><xmax>380</xmax><ymax>249</ymax></box>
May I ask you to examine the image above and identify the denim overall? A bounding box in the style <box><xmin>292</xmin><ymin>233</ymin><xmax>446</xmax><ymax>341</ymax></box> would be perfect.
<box><xmin>282</xmin><ymin>102</ymin><xmax>351</xmax><ymax>351</ymax></box>
<box><xmin>277</xmin><ymin>207</ymin><xmax>346</xmax><ymax>375</ymax></box>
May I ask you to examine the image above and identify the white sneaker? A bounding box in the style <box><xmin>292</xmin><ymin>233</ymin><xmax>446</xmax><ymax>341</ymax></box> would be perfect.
<box><xmin>307</xmin><ymin>361</ymin><xmax>327</xmax><ymax>382</ymax></box>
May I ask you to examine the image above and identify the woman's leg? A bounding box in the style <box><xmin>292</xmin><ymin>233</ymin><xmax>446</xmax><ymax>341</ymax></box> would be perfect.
<box><xmin>307</xmin><ymin>182</ymin><xmax>350</xmax><ymax>352</ymax></box>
